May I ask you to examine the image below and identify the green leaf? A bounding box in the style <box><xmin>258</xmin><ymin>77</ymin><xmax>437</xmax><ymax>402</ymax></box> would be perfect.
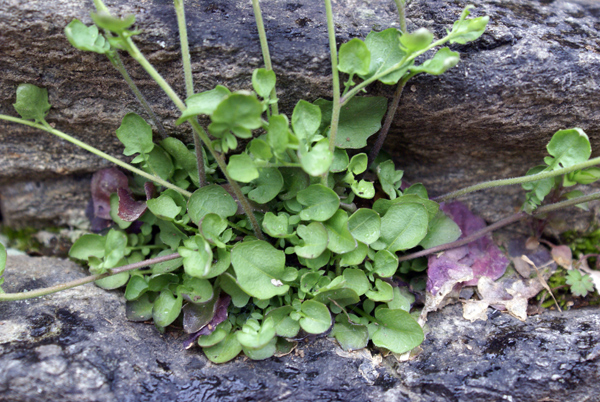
<box><xmin>376</xmin><ymin>159</ymin><xmax>403</xmax><ymax>199</ymax></box>
<box><xmin>295</xmin><ymin>222</ymin><xmax>328</xmax><ymax>259</ymax></box>
<box><xmin>90</xmin><ymin>11</ymin><xmax>136</xmax><ymax>33</ymax></box>
<box><xmin>299</xmin><ymin>138</ymin><xmax>333</xmax><ymax>176</ymax></box>
<box><xmin>365</xmin><ymin>279</ymin><xmax>394</xmax><ymax>302</ymax></box>
<box><xmin>404</xmin><ymin>183</ymin><xmax>428</xmax><ymax>199</ymax></box>
<box><xmin>400</xmin><ymin>28</ymin><xmax>433</xmax><ymax>53</ymax></box>
<box><xmin>249</xmin><ymin>168</ymin><xmax>284</xmax><ymax>204</ymax></box>
<box><xmin>219</xmin><ymin>273</ymin><xmax>250</xmax><ymax>308</ymax></box>
<box><xmin>316</xmin><ymin>97</ymin><xmax>388</xmax><ymax>149</ymax></box>
<box><xmin>348</xmin><ymin>153</ymin><xmax>368</xmax><ymax>175</ymax></box>
<box><xmin>204</xmin><ymin>248</ymin><xmax>231</xmax><ymax>279</ymax></box>
<box><xmin>146</xmin><ymin>194</ymin><xmax>181</xmax><ymax>221</ymax></box>
<box><xmin>373</xmin><ymin>194</ymin><xmax>439</xmax><ymax>221</ymax></box>
<box><xmin>151</xmin><ymin>250</ymin><xmax>183</xmax><ymax>274</ymax></box>
<box><xmin>266</xmin><ymin>306</ymin><xmax>300</xmax><ymax>338</ymax></box>
<box><xmin>299</xmin><ymin>300</ymin><xmax>332</xmax><ymax>334</ymax></box>
<box><xmin>243</xmin><ymin>337</ymin><xmax>277</xmax><ymax>360</ymax></box>
<box><xmin>372</xmin><ymin>308</ymin><xmax>424</xmax><ymax>354</ymax></box>
<box><xmin>180</xmin><ymin>277</ymin><xmax>214</xmax><ymax>304</ymax></box>
<box><xmin>545</xmin><ymin>128</ymin><xmax>591</xmax><ymax>169</ymax></box>
<box><xmin>338</xmin><ymin>38</ymin><xmax>371</xmax><ymax>76</ymax></box>
<box><xmin>387</xmin><ymin>286</ymin><xmax>415</xmax><ymax>312</ymax></box>
<box><xmin>227</xmin><ymin>153</ymin><xmax>259</xmax><ymax>183</ymax></box>
<box><xmin>324</xmin><ymin>209</ymin><xmax>357</xmax><ymax>254</ymax></box>
<box><xmin>373</xmin><ymin>249</ymin><xmax>399</xmax><ymax>278</ymax></box>
<box><xmin>69</xmin><ymin>234</ymin><xmax>106</xmax><ymax>261</ymax></box>
<box><xmin>178</xmin><ymin>235</ymin><xmax>213</xmax><ymax>278</ymax></box>
<box><xmin>331</xmin><ymin>316</ymin><xmax>369</xmax><ymax>351</ymax></box>
<box><xmin>237</xmin><ymin>317</ymin><xmax>276</xmax><ymax>349</ymax></box>
<box><xmin>409</xmin><ymin>47</ymin><xmax>460</xmax><ymax>75</ymax></box>
<box><xmin>448</xmin><ymin>6</ymin><xmax>489</xmax><ymax>45</ymax></box>
<box><xmin>208</xmin><ymin>93</ymin><xmax>262</xmax><ymax>138</ymax></box>
<box><xmin>197</xmin><ymin>321</ymin><xmax>231</xmax><ymax>347</ymax></box>
<box><xmin>64</xmin><ymin>20</ymin><xmax>110</xmax><ymax>54</ymax></box>
<box><xmin>160</xmin><ymin>137</ymin><xmax>200</xmax><ymax>184</ymax></box>
<box><xmin>231</xmin><ymin>240</ymin><xmax>289</xmax><ymax>299</ymax></box>
<box><xmin>358</xmin><ymin>28</ymin><xmax>409</xmax><ymax>85</ymax></box>
<box><xmin>103</xmin><ymin>229</ymin><xmax>128</xmax><ymax>269</ymax></box>
<box><xmin>331</xmin><ymin>148</ymin><xmax>349</xmax><ymax>173</ymax></box>
<box><xmin>570</xmin><ymin>167</ymin><xmax>600</xmax><ymax>185</ymax></box>
<box><xmin>249</xmin><ymin>139</ymin><xmax>273</xmax><ymax>161</ymax></box>
<box><xmin>267</xmin><ymin>114</ymin><xmax>290</xmax><ymax>154</ymax></box>
<box><xmin>339</xmin><ymin>242</ymin><xmax>368</xmax><ymax>267</ymax></box>
<box><xmin>252</xmin><ymin>68</ymin><xmax>277</xmax><ymax>99</ymax></box>
<box><xmin>126</xmin><ymin>293</ymin><xmax>154</xmax><ymax>321</ymax></box>
<box><xmin>115</xmin><ymin>113</ymin><xmax>154</xmax><ymax>156</ymax></box>
<box><xmin>188</xmin><ymin>185</ymin><xmax>238</xmax><ymax>223</ymax></box>
<box><xmin>419</xmin><ymin>210</ymin><xmax>462</xmax><ymax>249</ymax></box>
<box><xmin>348</xmin><ymin>208</ymin><xmax>381</xmax><ymax>245</ymax></box>
<box><xmin>297</xmin><ymin>184</ymin><xmax>340</xmax><ymax>222</ymax></box>
<box><xmin>342</xmin><ymin>268</ymin><xmax>370</xmax><ymax>296</ymax></box>
<box><xmin>566</xmin><ymin>270</ymin><xmax>595</xmax><ymax>297</ymax></box>
<box><xmin>141</xmin><ymin>145</ymin><xmax>174</xmax><ymax>181</ymax></box>
<box><xmin>292</xmin><ymin>100</ymin><xmax>321</xmax><ymax>142</ymax></box>
<box><xmin>279</xmin><ymin>168</ymin><xmax>310</xmax><ymax>200</ymax></box>
<box><xmin>351</xmin><ymin>180</ymin><xmax>375</xmax><ymax>199</ymax></box>
<box><xmin>262</xmin><ymin>212</ymin><xmax>294</xmax><ymax>238</ymax></box>
<box><xmin>124</xmin><ymin>275</ymin><xmax>149</xmax><ymax>300</ymax></box>
<box><xmin>95</xmin><ymin>271</ymin><xmax>130</xmax><ymax>289</ymax></box>
<box><xmin>13</xmin><ymin>84</ymin><xmax>51</xmax><ymax>122</ymax></box>
<box><xmin>201</xmin><ymin>213</ymin><xmax>228</xmax><ymax>247</ymax></box>
<box><xmin>380</xmin><ymin>203</ymin><xmax>429</xmax><ymax>252</ymax></box>
<box><xmin>203</xmin><ymin>333</ymin><xmax>242</xmax><ymax>363</ymax></box>
<box><xmin>176</xmin><ymin>85</ymin><xmax>231</xmax><ymax>125</ymax></box>
<box><xmin>152</xmin><ymin>290</ymin><xmax>183</xmax><ymax>328</ymax></box>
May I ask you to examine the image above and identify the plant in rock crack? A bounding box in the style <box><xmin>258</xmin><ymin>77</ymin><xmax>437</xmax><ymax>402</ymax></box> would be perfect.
<box><xmin>1</xmin><ymin>0</ymin><xmax>599</xmax><ymax>363</ymax></box>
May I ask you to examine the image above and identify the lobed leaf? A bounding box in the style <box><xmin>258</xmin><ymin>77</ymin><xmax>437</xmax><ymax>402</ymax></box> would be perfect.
<box><xmin>115</xmin><ymin>113</ymin><xmax>154</xmax><ymax>156</ymax></box>
<box><xmin>13</xmin><ymin>83</ymin><xmax>51</xmax><ymax>122</ymax></box>
<box><xmin>295</xmin><ymin>222</ymin><xmax>328</xmax><ymax>259</ymax></box>
<box><xmin>338</xmin><ymin>38</ymin><xmax>371</xmax><ymax>77</ymax></box>
<box><xmin>409</xmin><ymin>47</ymin><xmax>460</xmax><ymax>76</ymax></box>
<box><xmin>65</xmin><ymin>19</ymin><xmax>110</xmax><ymax>54</ymax></box>
<box><xmin>176</xmin><ymin>85</ymin><xmax>231</xmax><ymax>125</ymax></box>
<box><xmin>297</xmin><ymin>184</ymin><xmax>340</xmax><ymax>222</ymax></box>
<box><xmin>252</xmin><ymin>68</ymin><xmax>277</xmax><ymax>99</ymax></box>
<box><xmin>358</xmin><ymin>28</ymin><xmax>409</xmax><ymax>85</ymax></box>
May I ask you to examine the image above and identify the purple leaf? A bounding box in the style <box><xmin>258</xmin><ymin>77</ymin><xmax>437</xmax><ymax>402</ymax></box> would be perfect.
<box><xmin>427</xmin><ymin>202</ymin><xmax>509</xmax><ymax>293</ymax></box>
<box><xmin>91</xmin><ymin>168</ymin><xmax>129</xmax><ymax>220</ymax></box>
<box><xmin>182</xmin><ymin>294</ymin><xmax>231</xmax><ymax>349</ymax></box>
<box><xmin>117</xmin><ymin>188</ymin><xmax>147</xmax><ymax>222</ymax></box>
<box><xmin>144</xmin><ymin>182</ymin><xmax>157</xmax><ymax>200</ymax></box>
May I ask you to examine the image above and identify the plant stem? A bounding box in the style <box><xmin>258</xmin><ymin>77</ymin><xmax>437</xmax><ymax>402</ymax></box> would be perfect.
<box><xmin>101</xmin><ymin>16</ymin><xmax>262</xmax><ymax>237</ymax></box>
<box><xmin>0</xmin><ymin>252</ymin><xmax>181</xmax><ymax>301</ymax></box>
<box><xmin>367</xmin><ymin>74</ymin><xmax>409</xmax><ymax>168</ymax></box>
<box><xmin>107</xmin><ymin>52</ymin><xmax>168</xmax><ymax>139</ymax></box>
<box><xmin>323</xmin><ymin>0</ymin><xmax>341</xmax><ymax>155</ymax></box>
<box><xmin>340</xmin><ymin>36</ymin><xmax>448</xmax><ymax>107</ymax></box>
<box><xmin>251</xmin><ymin>0</ymin><xmax>279</xmax><ymax>116</ymax></box>
<box><xmin>433</xmin><ymin>156</ymin><xmax>600</xmax><ymax>202</ymax></box>
<box><xmin>394</xmin><ymin>0</ymin><xmax>407</xmax><ymax>33</ymax></box>
<box><xmin>0</xmin><ymin>115</ymin><xmax>192</xmax><ymax>197</ymax></box>
<box><xmin>398</xmin><ymin>191</ymin><xmax>600</xmax><ymax>262</ymax></box>
<box><xmin>173</xmin><ymin>0</ymin><xmax>207</xmax><ymax>187</ymax></box>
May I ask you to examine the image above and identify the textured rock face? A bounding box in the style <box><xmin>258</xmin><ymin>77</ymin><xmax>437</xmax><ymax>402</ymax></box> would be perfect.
<box><xmin>2</xmin><ymin>255</ymin><xmax>600</xmax><ymax>401</ymax></box>
<box><xmin>1</xmin><ymin>0</ymin><xmax>599</xmax><ymax>227</ymax></box>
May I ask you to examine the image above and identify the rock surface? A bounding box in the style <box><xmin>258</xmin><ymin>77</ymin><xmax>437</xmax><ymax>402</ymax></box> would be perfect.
<box><xmin>1</xmin><ymin>0</ymin><xmax>600</xmax><ymax>227</ymax></box>
<box><xmin>1</xmin><ymin>255</ymin><xmax>599</xmax><ymax>401</ymax></box>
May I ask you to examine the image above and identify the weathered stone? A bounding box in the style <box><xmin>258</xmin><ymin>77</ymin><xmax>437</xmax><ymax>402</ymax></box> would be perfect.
<box><xmin>1</xmin><ymin>255</ymin><xmax>599</xmax><ymax>401</ymax></box>
<box><xmin>1</xmin><ymin>0</ymin><xmax>599</xmax><ymax>226</ymax></box>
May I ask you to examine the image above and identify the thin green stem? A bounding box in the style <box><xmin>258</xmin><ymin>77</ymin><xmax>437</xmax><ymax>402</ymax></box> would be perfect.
<box><xmin>226</xmin><ymin>219</ymin><xmax>253</xmax><ymax>236</ymax></box>
<box><xmin>340</xmin><ymin>36</ymin><xmax>448</xmax><ymax>107</ymax></box>
<box><xmin>93</xmin><ymin>6</ymin><xmax>262</xmax><ymax>238</ymax></box>
<box><xmin>173</xmin><ymin>0</ymin><xmax>207</xmax><ymax>187</ymax></box>
<box><xmin>251</xmin><ymin>0</ymin><xmax>279</xmax><ymax>116</ymax></box>
<box><xmin>0</xmin><ymin>115</ymin><xmax>191</xmax><ymax>197</ymax></box>
<box><xmin>394</xmin><ymin>0</ymin><xmax>407</xmax><ymax>33</ymax></box>
<box><xmin>107</xmin><ymin>52</ymin><xmax>168</xmax><ymax>140</ymax></box>
<box><xmin>398</xmin><ymin>191</ymin><xmax>600</xmax><ymax>262</ymax></box>
<box><xmin>433</xmin><ymin>156</ymin><xmax>600</xmax><ymax>202</ymax></box>
<box><xmin>323</xmin><ymin>0</ymin><xmax>341</xmax><ymax>155</ymax></box>
<box><xmin>0</xmin><ymin>252</ymin><xmax>181</xmax><ymax>302</ymax></box>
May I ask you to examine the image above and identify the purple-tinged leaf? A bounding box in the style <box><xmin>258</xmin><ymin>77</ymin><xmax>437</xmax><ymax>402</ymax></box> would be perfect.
<box><xmin>144</xmin><ymin>182</ymin><xmax>157</xmax><ymax>200</ymax></box>
<box><xmin>86</xmin><ymin>199</ymin><xmax>112</xmax><ymax>232</ymax></box>
<box><xmin>182</xmin><ymin>294</ymin><xmax>231</xmax><ymax>349</ymax></box>
<box><xmin>426</xmin><ymin>202</ymin><xmax>509</xmax><ymax>296</ymax></box>
<box><xmin>91</xmin><ymin>168</ymin><xmax>129</xmax><ymax>220</ymax></box>
<box><xmin>117</xmin><ymin>188</ymin><xmax>147</xmax><ymax>222</ymax></box>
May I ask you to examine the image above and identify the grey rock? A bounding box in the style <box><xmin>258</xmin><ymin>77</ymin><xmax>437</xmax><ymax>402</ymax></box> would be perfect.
<box><xmin>1</xmin><ymin>0</ymin><xmax>599</xmax><ymax>225</ymax></box>
<box><xmin>2</xmin><ymin>255</ymin><xmax>600</xmax><ymax>401</ymax></box>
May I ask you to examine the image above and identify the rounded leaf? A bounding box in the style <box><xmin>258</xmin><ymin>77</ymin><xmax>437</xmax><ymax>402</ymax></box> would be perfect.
<box><xmin>297</xmin><ymin>184</ymin><xmax>340</xmax><ymax>222</ymax></box>
<box><xmin>299</xmin><ymin>300</ymin><xmax>332</xmax><ymax>334</ymax></box>
<box><xmin>372</xmin><ymin>308</ymin><xmax>424</xmax><ymax>354</ymax></box>
<box><xmin>188</xmin><ymin>185</ymin><xmax>238</xmax><ymax>223</ymax></box>
<box><xmin>380</xmin><ymin>203</ymin><xmax>429</xmax><ymax>252</ymax></box>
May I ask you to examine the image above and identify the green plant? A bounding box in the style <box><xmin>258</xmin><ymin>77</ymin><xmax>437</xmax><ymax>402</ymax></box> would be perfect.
<box><xmin>1</xmin><ymin>0</ymin><xmax>599</xmax><ymax>363</ymax></box>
